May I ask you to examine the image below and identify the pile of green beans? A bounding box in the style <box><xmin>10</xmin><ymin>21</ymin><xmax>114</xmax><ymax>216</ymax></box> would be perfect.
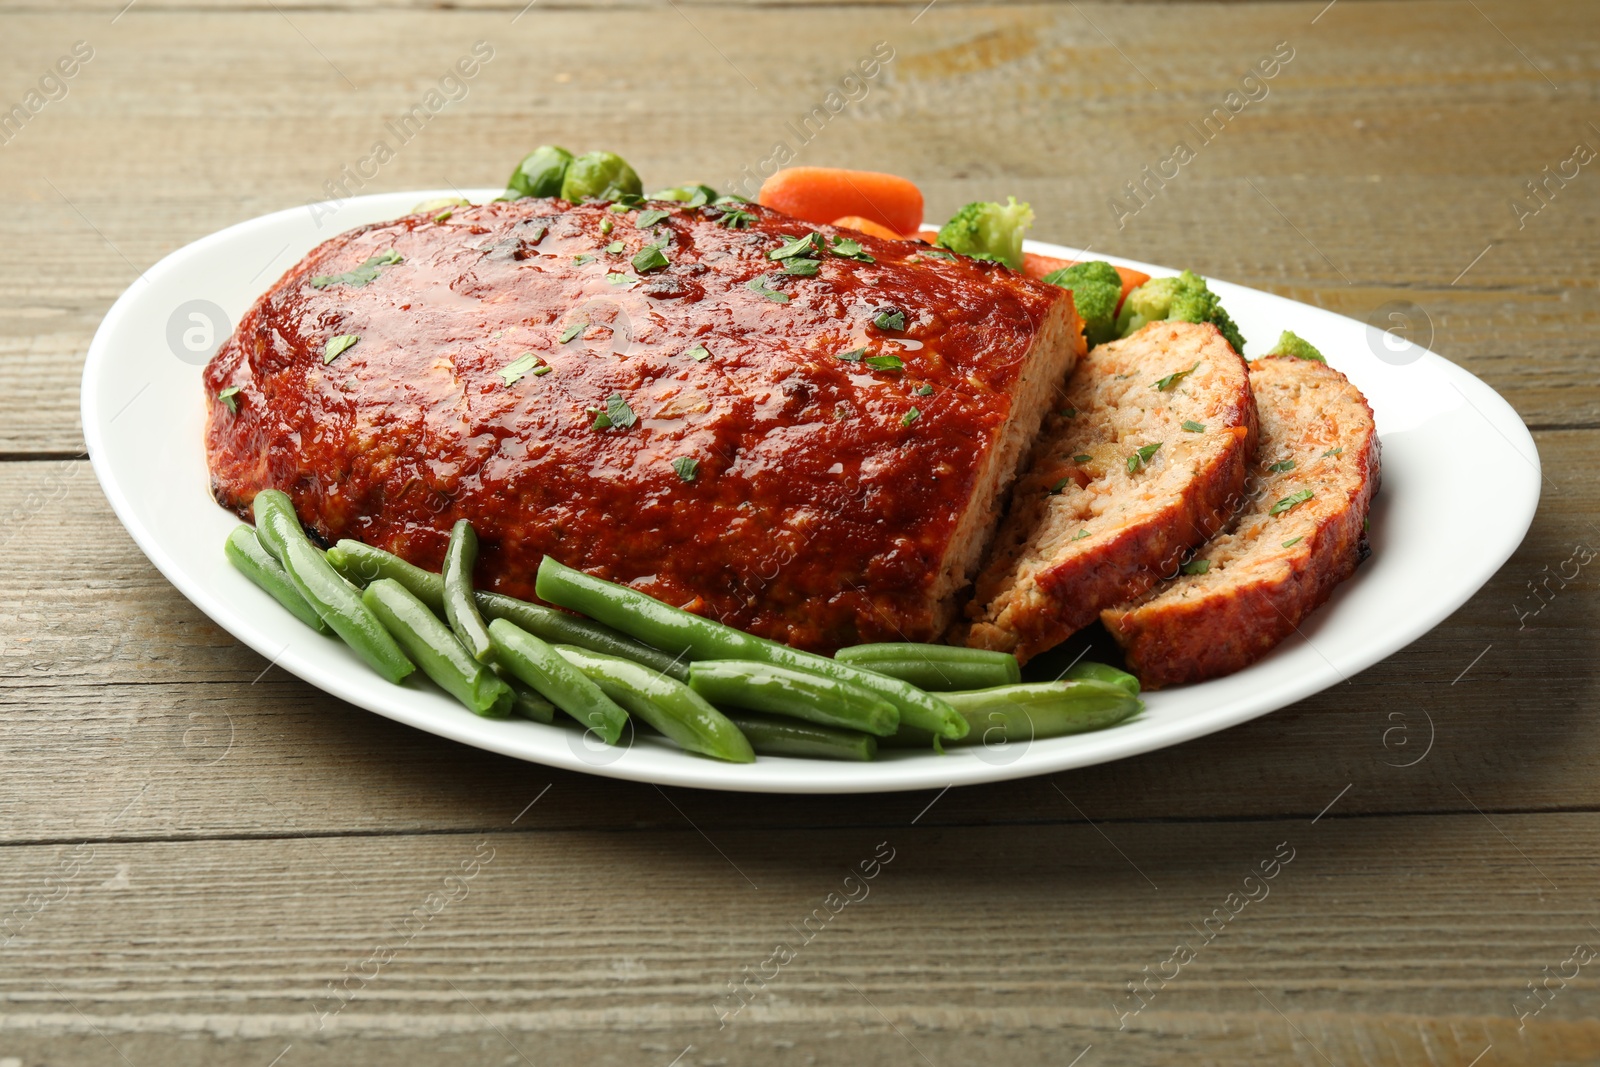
<box><xmin>226</xmin><ymin>505</ymin><xmax>1146</xmax><ymax>764</ymax></box>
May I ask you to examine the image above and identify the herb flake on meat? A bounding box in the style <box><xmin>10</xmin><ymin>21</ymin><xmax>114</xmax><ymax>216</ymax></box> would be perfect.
<box><xmin>1270</xmin><ymin>489</ymin><xmax>1314</xmax><ymax>515</ymax></box>
<box><xmin>309</xmin><ymin>249</ymin><xmax>403</xmax><ymax>290</ymax></box>
<box><xmin>1152</xmin><ymin>361</ymin><xmax>1200</xmax><ymax>392</ymax></box>
<box><xmin>1126</xmin><ymin>442</ymin><xmax>1162</xmax><ymax>473</ymax></box>
<box><xmin>746</xmin><ymin>274</ymin><xmax>790</xmax><ymax>303</ymax></box>
<box><xmin>671</xmin><ymin>456</ymin><xmax>699</xmax><ymax>482</ymax></box>
<box><xmin>498</xmin><ymin>353</ymin><xmax>541</xmax><ymax>387</ymax></box>
<box><xmin>865</xmin><ymin>354</ymin><xmax>903</xmax><ymax>372</ymax></box>
<box><xmin>217</xmin><ymin>386</ymin><xmax>241</xmax><ymax>413</ymax></box>
<box><xmin>873</xmin><ymin>307</ymin><xmax>906</xmax><ymax>331</ymax></box>
<box><xmin>323</xmin><ymin>334</ymin><xmax>360</xmax><ymax>364</ymax></box>
<box><xmin>1182</xmin><ymin>420</ymin><xmax>1206</xmax><ymax>433</ymax></box>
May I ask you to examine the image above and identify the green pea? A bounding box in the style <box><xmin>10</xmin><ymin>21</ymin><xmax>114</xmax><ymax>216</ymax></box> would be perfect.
<box><xmin>507</xmin><ymin>145</ymin><xmax>574</xmax><ymax>199</ymax></box>
<box><xmin>560</xmin><ymin>151</ymin><xmax>642</xmax><ymax>203</ymax></box>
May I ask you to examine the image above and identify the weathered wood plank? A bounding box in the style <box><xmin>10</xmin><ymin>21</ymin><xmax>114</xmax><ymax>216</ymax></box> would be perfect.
<box><xmin>0</xmin><ymin>2</ymin><xmax>1595</xmax><ymax>451</ymax></box>
<box><xmin>0</xmin><ymin>815</ymin><xmax>1595</xmax><ymax>1064</ymax></box>
<box><xmin>0</xmin><ymin>423</ymin><xmax>1590</xmax><ymax>840</ymax></box>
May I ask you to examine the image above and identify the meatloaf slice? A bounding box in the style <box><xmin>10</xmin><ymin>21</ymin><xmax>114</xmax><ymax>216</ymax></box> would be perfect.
<box><xmin>203</xmin><ymin>198</ymin><xmax>1082</xmax><ymax>651</ymax></box>
<box><xmin>1100</xmin><ymin>354</ymin><xmax>1380</xmax><ymax>688</ymax></box>
<box><xmin>961</xmin><ymin>321</ymin><xmax>1257</xmax><ymax>662</ymax></box>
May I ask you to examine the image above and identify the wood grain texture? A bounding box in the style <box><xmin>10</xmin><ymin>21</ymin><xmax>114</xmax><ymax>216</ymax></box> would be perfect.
<box><xmin>1</xmin><ymin>1</ymin><xmax>1597</xmax><ymax>1063</ymax></box>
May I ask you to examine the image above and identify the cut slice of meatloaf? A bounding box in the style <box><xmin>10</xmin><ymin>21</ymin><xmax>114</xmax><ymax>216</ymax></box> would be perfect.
<box><xmin>202</xmin><ymin>198</ymin><xmax>1083</xmax><ymax>652</ymax></box>
<box><xmin>960</xmin><ymin>321</ymin><xmax>1258</xmax><ymax>662</ymax></box>
<box><xmin>1100</xmin><ymin>354</ymin><xmax>1380</xmax><ymax>688</ymax></box>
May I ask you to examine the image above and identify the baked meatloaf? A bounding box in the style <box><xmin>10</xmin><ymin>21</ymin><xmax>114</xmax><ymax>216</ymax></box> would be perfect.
<box><xmin>1100</xmin><ymin>354</ymin><xmax>1379</xmax><ymax>687</ymax></box>
<box><xmin>203</xmin><ymin>198</ymin><xmax>1082</xmax><ymax>651</ymax></box>
<box><xmin>961</xmin><ymin>321</ymin><xmax>1257</xmax><ymax>662</ymax></box>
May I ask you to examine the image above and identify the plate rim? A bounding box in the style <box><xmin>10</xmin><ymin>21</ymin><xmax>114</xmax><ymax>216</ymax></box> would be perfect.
<box><xmin>80</xmin><ymin>189</ymin><xmax>1542</xmax><ymax>794</ymax></box>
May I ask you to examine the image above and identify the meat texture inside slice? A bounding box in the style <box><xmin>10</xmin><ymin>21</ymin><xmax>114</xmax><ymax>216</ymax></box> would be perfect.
<box><xmin>961</xmin><ymin>321</ymin><xmax>1258</xmax><ymax>662</ymax></box>
<box><xmin>1101</xmin><ymin>354</ymin><xmax>1381</xmax><ymax>688</ymax></box>
<box><xmin>202</xmin><ymin>198</ymin><xmax>1081</xmax><ymax>651</ymax></box>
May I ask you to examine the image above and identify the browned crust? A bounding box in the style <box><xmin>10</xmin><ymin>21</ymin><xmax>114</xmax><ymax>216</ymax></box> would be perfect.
<box><xmin>1101</xmin><ymin>355</ymin><xmax>1381</xmax><ymax>688</ymax></box>
<box><xmin>961</xmin><ymin>322</ymin><xmax>1259</xmax><ymax>663</ymax></box>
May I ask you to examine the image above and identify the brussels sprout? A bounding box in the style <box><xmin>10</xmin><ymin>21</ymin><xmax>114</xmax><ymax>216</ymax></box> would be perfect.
<box><xmin>506</xmin><ymin>145</ymin><xmax>574</xmax><ymax>199</ymax></box>
<box><xmin>561</xmin><ymin>151</ymin><xmax>643</xmax><ymax>202</ymax></box>
<box><xmin>647</xmin><ymin>183</ymin><xmax>718</xmax><ymax>207</ymax></box>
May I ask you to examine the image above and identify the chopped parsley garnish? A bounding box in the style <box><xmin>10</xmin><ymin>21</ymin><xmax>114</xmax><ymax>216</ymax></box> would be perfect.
<box><xmin>590</xmin><ymin>392</ymin><xmax>637</xmax><ymax>431</ymax></box>
<box><xmin>323</xmin><ymin>334</ymin><xmax>360</xmax><ymax>364</ymax></box>
<box><xmin>1153</xmin><ymin>361</ymin><xmax>1201</xmax><ymax>392</ymax></box>
<box><xmin>770</xmin><ymin>232</ymin><xmax>824</xmax><ymax>260</ymax></box>
<box><xmin>1073</xmin><ymin>453</ymin><xmax>1092</xmax><ymax>463</ymax></box>
<box><xmin>1182</xmin><ymin>420</ymin><xmax>1206</xmax><ymax>433</ymax></box>
<box><xmin>873</xmin><ymin>307</ymin><xmax>906</xmax><ymax>331</ymax></box>
<box><xmin>532</xmin><ymin>365</ymin><xmax>553</xmax><ymax>376</ymax></box>
<box><xmin>1071</xmin><ymin>529</ymin><xmax>1090</xmax><ymax>541</ymax></box>
<box><xmin>837</xmin><ymin>348</ymin><xmax>866</xmax><ymax>362</ymax></box>
<box><xmin>923</xmin><ymin>248</ymin><xmax>957</xmax><ymax>261</ymax></box>
<box><xmin>309</xmin><ymin>249</ymin><xmax>402</xmax><ymax>289</ymax></box>
<box><xmin>915</xmin><ymin>383</ymin><xmax>933</xmax><ymax>396</ymax></box>
<box><xmin>1126</xmin><ymin>442</ymin><xmax>1162</xmax><ymax>473</ymax></box>
<box><xmin>559</xmin><ymin>322</ymin><xmax>587</xmax><ymax>343</ymax></box>
<box><xmin>600</xmin><ymin>218</ymin><xmax>614</xmax><ymax>236</ymax></box>
<box><xmin>433</xmin><ymin>209</ymin><xmax>453</xmax><ymax>223</ymax></box>
<box><xmin>1282</xmin><ymin>536</ymin><xmax>1303</xmax><ymax>548</ymax></box>
<box><xmin>1269</xmin><ymin>488</ymin><xmax>1315</xmax><ymax>516</ymax></box>
<box><xmin>782</xmin><ymin>259</ymin><xmax>820</xmax><ymax>276</ymax></box>
<box><xmin>606</xmin><ymin>241</ymin><xmax>625</xmax><ymax>254</ymax></box>
<box><xmin>686</xmin><ymin>344</ymin><xmax>710</xmax><ymax>361</ymax></box>
<box><xmin>636</xmin><ymin>209</ymin><xmax>670</xmax><ymax>228</ymax></box>
<box><xmin>1266</xmin><ymin>459</ymin><xmax>1296</xmax><ymax>472</ymax></box>
<box><xmin>670</xmin><ymin>456</ymin><xmax>699</xmax><ymax>482</ymax></box>
<box><xmin>829</xmin><ymin>237</ymin><xmax>875</xmax><ymax>263</ymax></box>
<box><xmin>901</xmin><ymin>407</ymin><xmax>921</xmax><ymax>427</ymax></box>
<box><xmin>1060</xmin><ymin>407</ymin><xmax>1077</xmax><ymax>418</ymax></box>
<box><xmin>631</xmin><ymin>244</ymin><xmax>670</xmax><ymax>273</ymax></box>
<box><xmin>1181</xmin><ymin>559</ymin><xmax>1210</xmax><ymax>575</ymax></box>
<box><xmin>1049</xmin><ymin>477</ymin><xmax>1070</xmax><ymax>494</ymax></box>
<box><xmin>497</xmin><ymin>353</ymin><xmax>541</xmax><ymax>386</ymax></box>
<box><xmin>608</xmin><ymin>193</ymin><xmax>644</xmax><ymax>211</ymax></box>
<box><xmin>606</xmin><ymin>273</ymin><xmax>637</xmax><ymax>286</ymax></box>
<box><xmin>217</xmin><ymin>386</ymin><xmax>241</xmax><ymax>413</ymax></box>
<box><xmin>1321</xmin><ymin>447</ymin><xmax>1343</xmax><ymax>458</ymax></box>
<box><xmin>746</xmin><ymin>274</ymin><xmax>789</xmax><ymax>302</ymax></box>
<box><xmin>865</xmin><ymin>354</ymin><xmax>903</xmax><ymax>372</ymax></box>
<box><xmin>573</xmin><ymin>253</ymin><xmax>596</xmax><ymax>265</ymax></box>
<box><xmin>708</xmin><ymin>202</ymin><xmax>756</xmax><ymax>228</ymax></box>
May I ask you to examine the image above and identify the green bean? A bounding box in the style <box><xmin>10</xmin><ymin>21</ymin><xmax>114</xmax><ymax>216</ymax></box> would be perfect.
<box><xmin>722</xmin><ymin>711</ymin><xmax>877</xmax><ymax>762</ymax></box>
<box><xmin>554</xmin><ymin>645</ymin><xmax>754</xmax><ymax>763</ymax></box>
<box><xmin>832</xmin><ymin>643</ymin><xmax>1019</xmax><ymax>691</ymax></box>
<box><xmin>1060</xmin><ymin>660</ymin><xmax>1141</xmax><ymax>695</ymax></box>
<box><xmin>224</xmin><ymin>524</ymin><xmax>330</xmax><ymax>634</ymax></box>
<box><xmin>687</xmin><ymin>660</ymin><xmax>898</xmax><ymax>736</ymax></box>
<box><xmin>487</xmin><ymin>619</ymin><xmax>628</xmax><ymax>744</ymax></box>
<box><xmin>326</xmin><ymin>539</ymin><xmax>687</xmax><ymax>679</ymax></box>
<box><xmin>443</xmin><ymin>520</ymin><xmax>494</xmax><ymax>664</ymax></box>
<box><xmin>498</xmin><ymin>670</ymin><xmax>556</xmax><ymax>724</ymax></box>
<box><xmin>535</xmin><ymin>557</ymin><xmax>968</xmax><ymax>740</ymax></box>
<box><xmin>252</xmin><ymin>491</ymin><xmax>414</xmax><ymax>684</ymax></box>
<box><xmin>363</xmin><ymin>579</ymin><xmax>511</xmax><ymax>716</ymax></box>
<box><xmin>881</xmin><ymin>679</ymin><xmax>1140</xmax><ymax>748</ymax></box>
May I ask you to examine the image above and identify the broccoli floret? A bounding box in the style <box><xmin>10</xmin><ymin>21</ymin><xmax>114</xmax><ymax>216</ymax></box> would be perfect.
<box><xmin>935</xmin><ymin>197</ymin><xmax>1035</xmax><ymax>270</ymax></box>
<box><xmin>1043</xmin><ymin>261</ymin><xmax>1122</xmax><ymax>347</ymax></box>
<box><xmin>1115</xmin><ymin>269</ymin><xmax>1247</xmax><ymax>353</ymax></box>
<box><xmin>1265</xmin><ymin>330</ymin><xmax>1325</xmax><ymax>362</ymax></box>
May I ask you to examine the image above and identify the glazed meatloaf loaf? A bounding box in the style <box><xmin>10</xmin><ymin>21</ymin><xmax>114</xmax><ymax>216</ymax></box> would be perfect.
<box><xmin>203</xmin><ymin>198</ymin><xmax>1083</xmax><ymax>651</ymax></box>
<box><xmin>1101</xmin><ymin>354</ymin><xmax>1380</xmax><ymax>687</ymax></box>
<box><xmin>961</xmin><ymin>321</ymin><xmax>1257</xmax><ymax>662</ymax></box>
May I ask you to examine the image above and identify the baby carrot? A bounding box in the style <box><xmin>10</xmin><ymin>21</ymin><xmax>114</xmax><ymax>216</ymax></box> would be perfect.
<box><xmin>760</xmin><ymin>167</ymin><xmax>924</xmax><ymax>238</ymax></box>
<box><xmin>830</xmin><ymin>215</ymin><xmax>903</xmax><ymax>242</ymax></box>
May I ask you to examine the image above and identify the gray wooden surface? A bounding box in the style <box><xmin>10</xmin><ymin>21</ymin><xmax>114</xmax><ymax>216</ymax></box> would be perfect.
<box><xmin>2</xmin><ymin>1</ymin><xmax>1597</xmax><ymax>1063</ymax></box>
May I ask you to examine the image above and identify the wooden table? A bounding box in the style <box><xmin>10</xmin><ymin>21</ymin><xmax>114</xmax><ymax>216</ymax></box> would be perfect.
<box><xmin>3</xmin><ymin>1</ymin><xmax>1596</xmax><ymax>1063</ymax></box>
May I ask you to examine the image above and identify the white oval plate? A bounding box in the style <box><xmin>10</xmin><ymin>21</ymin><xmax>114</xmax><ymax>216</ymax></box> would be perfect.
<box><xmin>83</xmin><ymin>190</ymin><xmax>1540</xmax><ymax>793</ymax></box>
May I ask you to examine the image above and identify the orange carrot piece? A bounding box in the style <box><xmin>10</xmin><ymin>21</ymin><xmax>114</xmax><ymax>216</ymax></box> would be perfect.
<box><xmin>1023</xmin><ymin>252</ymin><xmax>1075</xmax><ymax>279</ymax></box>
<box><xmin>1115</xmin><ymin>266</ymin><xmax>1150</xmax><ymax>308</ymax></box>
<box><xmin>759</xmin><ymin>167</ymin><xmax>924</xmax><ymax>238</ymax></box>
<box><xmin>831</xmin><ymin>215</ymin><xmax>905</xmax><ymax>242</ymax></box>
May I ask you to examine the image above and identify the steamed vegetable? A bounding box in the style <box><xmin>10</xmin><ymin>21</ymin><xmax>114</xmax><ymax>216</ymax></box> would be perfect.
<box><xmin>758</xmin><ymin>167</ymin><xmax>924</xmax><ymax>238</ymax></box>
<box><xmin>1115</xmin><ymin>270</ymin><xmax>1247</xmax><ymax>353</ymax></box>
<box><xmin>935</xmin><ymin>197</ymin><xmax>1034</xmax><ymax>270</ymax></box>
<box><xmin>506</xmin><ymin>145</ymin><xmax>574</xmax><ymax>199</ymax></box>
<box><xmin>1266</xmin><ymin>330</ymin><xmax>1325</xmax><ymax>362</ymax></box>
<box><xmin>1043</xmin><ymin>261</ymin><xmax>1124</xmax><ymax>346</ymax></box>
<box><xmin>560</xmin><ymin>151</ymin><xmax>642</xmax><ymax>202</ymax></box>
